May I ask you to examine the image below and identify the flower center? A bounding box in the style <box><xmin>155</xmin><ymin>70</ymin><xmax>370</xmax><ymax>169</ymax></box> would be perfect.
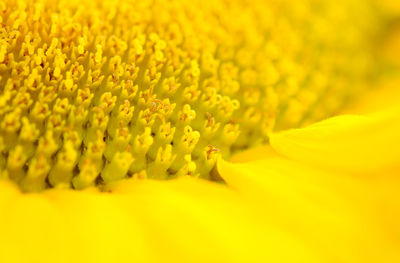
<box><xmin>0</xmin><ymin>0</ymin><xmax>377</xmax><ymax>191</ymax></box>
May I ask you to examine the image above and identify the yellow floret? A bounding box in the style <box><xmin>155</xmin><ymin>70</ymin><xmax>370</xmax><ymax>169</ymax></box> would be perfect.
<box><xmin>0</xmin><ymin>0</ymin><xmax>382</xmax><ymax>191</ymax></box>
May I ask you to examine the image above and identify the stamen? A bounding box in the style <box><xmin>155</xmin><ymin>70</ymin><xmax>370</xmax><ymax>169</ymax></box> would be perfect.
<box><xmin>0</xmin><ymin>0</ymin><xmax>379</xmax><ymax>191</ymax></box>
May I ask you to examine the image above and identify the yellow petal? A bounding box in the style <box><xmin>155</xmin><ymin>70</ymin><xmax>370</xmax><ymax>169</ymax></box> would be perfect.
<box><xmin>270</xmin><ymin>107</ymin><xmax>400</xmax><ymax>174</ymax></box>
<box><xmin>0</xmin><ymin>180</ymin><xmax>150</xmax><ymax>263</ymax></box>
<box><xmin>344</xmin><ymin>78</ymin><xmax>400</xmax><ymax>115</ymax></box>
<box><xmin>0</xmin><ymin>178</ymin><xmax>316</xmax><ymax>263</ymax></box>
<box><xmin>230</xmin><ymin>145</ymin><xmax>278</xmax><ymax>163</ymax></box>
<box><xmin>218</xmin><ymin>155</ymin><xmax>400</xmax><ymax>262</ymax></box>
<box><xmin>375</xmin><ymin>0</ymin><xmax>400</xmax><ymax>15</ymax></box>
<box><xmin>113</xmin><ymin>178</ymin><xmax>319</xmax><ymax>262</ymax></box>
<box><xmin>220</xmin><ymin>102</ymin><xmax>400</xmax><ymax>262</ymax></box>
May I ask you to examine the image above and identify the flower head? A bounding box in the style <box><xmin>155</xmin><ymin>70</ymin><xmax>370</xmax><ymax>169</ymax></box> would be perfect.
<box><xmin>0</xmin><ymin>0</ymin><xmax>380</xmax><ymax>191</ymax></box>
<box><xmin>1</xmin><ymin>0</ymin><xmax>400</xmax><ymax>263</ymax></box>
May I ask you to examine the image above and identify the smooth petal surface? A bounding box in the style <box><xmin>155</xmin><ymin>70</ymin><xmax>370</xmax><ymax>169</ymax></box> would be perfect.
<box><xmin>0</xmin><ymin>178</ymin><xmax>317</xmax><ymax>263</ymax></box>
<box><xmin>270</xmin><ymin>106</ymin><xmax>400</xmax><ymax>174</ymax></box>
<box><xmin>221</xmin><ymin>102</ymin><xmax>400</xmax><ymax>262</ymax></box>
<box><xmin>344</xmin><ymin>78</ymin><xmax>400</xmax><ymax>115</ymax></box>
<box><xmin>0</xmin><ymin>180</ymin><xmax>150</xmax><ymax>263</ymax></box>
<box><xmin>219</xmin><ymin>154</ymin><xmax>400</xmax><ymax>263</ymax></box>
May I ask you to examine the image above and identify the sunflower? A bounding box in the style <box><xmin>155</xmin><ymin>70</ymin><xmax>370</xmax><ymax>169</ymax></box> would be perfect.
<box><xmin>0</xmin><ymin>0</ymin><xmax>399</xmax><ymax>262</ymax></box>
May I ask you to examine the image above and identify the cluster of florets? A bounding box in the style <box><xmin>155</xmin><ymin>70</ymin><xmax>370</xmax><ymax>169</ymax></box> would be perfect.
<box><xmin>0</xmin><ymin>0</ymin><xmax>377</xmax><ymax>191</ymax></box>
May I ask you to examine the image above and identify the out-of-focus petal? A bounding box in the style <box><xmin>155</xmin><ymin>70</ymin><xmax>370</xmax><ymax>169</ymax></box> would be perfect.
<box><xmin>269</xmin><ymin>107</ymin><xmax>400</xmax><ymax>174</ymax></box>
<box><xmin>0</xmin><ymin>180</ymin><xmax>150</xmax><ymax>263</ymax></box>
<box><xmin>219</xmin><ymin>154</ymin><xmax>400</xmax><ymax>263</ymax></box>
<box><xmin>344</xmin><ymin>78</ymin><xmax>400</xmax><ymax>115</ymax></box>
<box><xmin>220</xmin><ymin>101</ymin><xmax>400</xmax><ymax>262</ymax></box>
<box><xmin>0</xmin><ymin>178</ymin><xmax>317</xmax><ymax>263</ymax></box>
<box><xmin>230</xmin><ymin>145</ymin><xmax>278</xmax><ymax>163</ymax></box>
